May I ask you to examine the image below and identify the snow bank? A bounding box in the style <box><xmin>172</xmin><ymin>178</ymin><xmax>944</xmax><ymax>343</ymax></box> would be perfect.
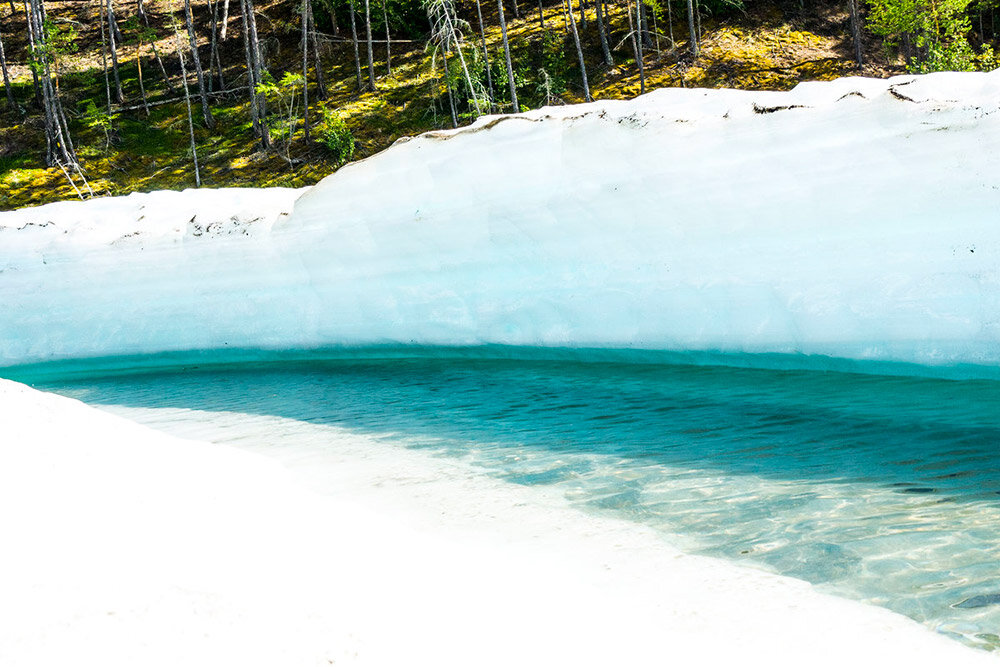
<box><xmin>2</xmin><ymin>376</ymin><xmax>996</xmax><ymax>667</ymax></box>
<box><xmin>3</xmin><ymin>72</ymin><xmax>1000</xmax><ymax>368</ymax></box>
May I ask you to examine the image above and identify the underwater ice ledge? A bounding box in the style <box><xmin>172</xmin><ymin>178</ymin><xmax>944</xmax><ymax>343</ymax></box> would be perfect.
<box><xmin>3</xmin><ymin>71</ymin><xmax>1000</xmax><ymax>376</ymax></box>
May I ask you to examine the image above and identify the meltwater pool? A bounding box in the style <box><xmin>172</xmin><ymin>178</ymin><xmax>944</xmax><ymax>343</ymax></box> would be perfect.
<box><xmin>16</xmin><ymin>353</ymin><xmax>1000</xmax><ymax>651</ymax></box>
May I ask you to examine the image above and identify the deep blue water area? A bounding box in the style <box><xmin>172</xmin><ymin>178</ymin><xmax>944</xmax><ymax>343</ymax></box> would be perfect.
<box><xmin>11</xmin><ymin>352</ymin><xmax>1000</xmax><ymax>650</ymax></box>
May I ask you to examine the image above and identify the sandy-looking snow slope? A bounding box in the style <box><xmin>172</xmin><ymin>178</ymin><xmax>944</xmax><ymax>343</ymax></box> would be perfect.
<box><xmin>1</xmin><ymin>378</ymin><xmax>996</xmax><ymax>667</ymax></box>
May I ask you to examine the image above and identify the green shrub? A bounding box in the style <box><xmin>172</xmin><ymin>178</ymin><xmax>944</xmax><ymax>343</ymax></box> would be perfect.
<box><xmin>318</xmin><ymin>110</ymin><xmax>356</xmax><ymax>166</ymax></box>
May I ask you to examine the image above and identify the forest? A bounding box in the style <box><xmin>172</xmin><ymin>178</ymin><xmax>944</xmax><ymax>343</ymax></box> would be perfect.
<box><xmin>0</xmin><ymin>0</ymin><xmax>997</xmax><ymax>210</ymax></box>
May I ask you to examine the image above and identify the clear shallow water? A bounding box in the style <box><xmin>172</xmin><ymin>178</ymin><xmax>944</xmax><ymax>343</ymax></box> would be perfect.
<box><xmin>16</xmin><ymin>354</ymin><xmax>1000</xmax><ymax>650</ymax></box>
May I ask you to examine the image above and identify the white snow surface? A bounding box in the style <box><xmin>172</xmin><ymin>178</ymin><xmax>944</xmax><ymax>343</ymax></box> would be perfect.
<box><xmin>2</xmin><ymin>376</ymin><xmax>998</xmax><ymax>667</ymax></box>
<box><xmin>3</xmin><ymin>72</ymin><xmax>1000</xmax><ymax>367</ymax></box>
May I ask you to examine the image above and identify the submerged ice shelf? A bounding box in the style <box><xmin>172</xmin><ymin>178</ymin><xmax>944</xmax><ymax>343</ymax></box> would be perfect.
<box><xmin>4</xmin><ymin>375</ymin><xmax>999</xmax><ymax>666</ymax></box>
<box><xmin>3</xmin><ymin>72</ymin><xmax>1000</xmax><ymax>371</ymax></box>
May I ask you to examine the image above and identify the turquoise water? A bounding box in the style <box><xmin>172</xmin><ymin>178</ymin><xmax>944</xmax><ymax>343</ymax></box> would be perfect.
<box><xmin>14</xmin><ymin>353</ymin><xmax>1000</xmax><ymax>650</ymax></box>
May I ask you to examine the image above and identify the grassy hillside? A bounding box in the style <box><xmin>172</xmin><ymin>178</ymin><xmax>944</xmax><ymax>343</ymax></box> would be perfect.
<box><xmin>0</xmin><ymin>0</ymin><xmax>902</xmax><ymax>210</ymax></box>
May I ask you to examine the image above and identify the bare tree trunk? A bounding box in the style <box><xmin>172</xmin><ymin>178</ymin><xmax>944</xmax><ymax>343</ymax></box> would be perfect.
<box><xmin>595</xmin><ymin>0</ymin><xmax>612</xmax><ymax>65</ymax></box>
<box><xmin>28</xmin><ymin>0</ymin><xmax>75</xmax><ymax>167</ymax></box>
<box><xmin>349</xmin><ymin>1</ymin><xmax>363</xmax><ymax>91</ymax></box>
<box><xmin>136</xmin><ymin>40</ymin><xmax>149</xmax><ymax>115</ymax></box>
<box><xmin>175</xmin><ymin>24</ymin><xmax>201</xmax><ymax>187</ymax></box>
<box><xmin>510</xmin><ymin>0</ymin><xmax>519</xmax><ymax>19</ymax></box>
<box><xmin>566</xmin><ymin>0</ymin><xmax>591</xmax><ymax>101</ymax></box>
<box><xmin>208</xmin><ymin>0</ymin><xmax>224</xmax><ymax>91</ymax></box>
<box><xmin>498</xmin><ymin>0</ymin><xmax>518</xmax><ymax>110</ymax></box>
<box><xmin>245</xmin><ymin>0</ymin><xmax>267</xmax><ymax>124</ymax></box>
<box><xmin>666</xmin><ymin>0</ymin><xmax>674</xmax><ymax>47</ymax></box>
<box><xmin>0</xmin><ymin>16</ymin><xmax>18</xmax><ymax>112</ymax></box>
<box><xmin>629</xmin><ymin>0</ymin><xmax>645</xmax><ymax>93</ymax></box>
<box><xmin>847</xmin><ymin>0</ymin><xmax>863</xmax><ymax>67</ymax></box>
<box><xmin>307</xmin><ymin>0</ymin><xmax>326</xmax><ymax>98</ymax></box>
<box><xmin>23</xmin><ymin>0</ymin><xmax>41</xmax><ymax>106</ymax></box>
<box><xmin>301</xmin><ymin>0</ymin><xmax>310</xmax><ymax>143</ymax></box>
<box><xmin>220</xmin><ymin>0</ymin><xmax>230</xmax><ymax>39</ymax></box>
<box><xmin>537</xmin><ymin>0</ymin><xmax>543</xmax><ymax>28</ymax></box>
<box><xmin>474</xmin><ymin>0</ymin><xmax>495</xmax><ymax>107</ymax></box>
<box><xmin>363</xmin><ymin>0</ymin><xmax>376</xmax><ymax>88</ymax></box>
<box><xmin>107</xmin><ymin>0</ymin><xmax>124</xmax><ymax>103</ymax></box>
<box><xmin>442</xmin><ymin>49</ymin><xmax>458</xmax><ymax>127</ymax></box>
<box><xmin>184</xmin><ymin>0</ymin><xmax>215</xmax><ymax>127</ymax></box>
<box><xmin>240</xmin><ymin>0</ymin><xmax>269</xmax><ymax>147</ymax></box>
<box><xmin>381</xmin><ymin>0</ymin><xmax>391</xmax><ymax>76</ymax></box>
<box><xmin>694</xmin><ymin>0</ymin><xmax>701</xmax><ymax>41</ymax></box>
<box><xmin>137</xmin><ymin>0</ymin><xmax>176</xmax><ymax>93</ymax></box>
<box><xmin>686</xmin><ymin>0</ymin><xmax>698</xmax><ymax>58</ymax></box>
<box><xmin>100</xmin><ymin>0</ymin><xmax>113</xmax><ymax>113</ymax></box>
<box><xmin>640</xmin><ymin>0</ymin><xmax>651</xmax><ymax>48</ymax></box>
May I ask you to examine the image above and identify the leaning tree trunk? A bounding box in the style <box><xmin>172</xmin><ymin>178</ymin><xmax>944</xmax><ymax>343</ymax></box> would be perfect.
<box><xmin>184</xmin><ymin>0</ymin><xmax>215</xmax><ymax>127</ymax></box>
<box><xmin>0</xmin><ymin>16</ymin><xmax>18</xmax><ymax>112</ymax></box>
<box><xmin>566</xmin><ymin>0</ymin><xmax>591</xmax><ymax>101</ymax></box>
<box><xmin>497</xmin><ymin>0</ymin><xmax>518</xmax><ymax>110</ymax></box>
<box><xmin>106</xmin><ymin>0</ymin><xmax>124</xmax><ymax>103</ymax></box>
<box><xmin>363</xmin><ymin>0</ymin><xmax>376</xmax><ymax>89</ymax></box>
<box><xmin>138</xmin><ymin>0</ymin><xmax>177</xmax><ymax>93</ymax></box>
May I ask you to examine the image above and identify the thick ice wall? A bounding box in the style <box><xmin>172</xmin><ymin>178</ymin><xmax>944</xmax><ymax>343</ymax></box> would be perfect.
<box><xmin>288</xmin><ymin>71</ymin><xmax>1000</xmax><ymax>365</ymax></box>
<box><xmin>0</xmin><ymin>188</ymin><xmax>309</xmax><ymax>363</ymax></box>
<box><xmin>2</xmin><ymin>72</ymin><xmax>1000</xmax><ymax>368</ymax></box>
